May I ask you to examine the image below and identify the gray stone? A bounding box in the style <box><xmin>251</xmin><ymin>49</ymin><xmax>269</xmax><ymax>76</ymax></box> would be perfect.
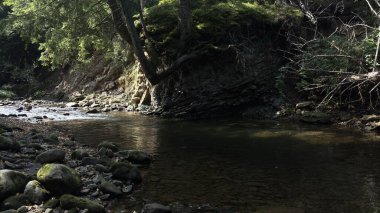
<box><xmin>99</xmin><ymin>181</ymin><xmax>122</xmax><ymax>197</ymax></box>
<box><xmin>24</xmin><ymin>180</ymin><xmax>50</xmax><ymax>204</ymax></box>
<box><xmin>59</xmin><ymin>194</ymin><xmax>105</xmax><ymax>213</ymax></box>
<box><xmin>35</xmin><ymin>149</ymin><xmax>66</xmax><ymax>164</ymax></box>
<box><xmin>0</xmin><ymin>170</ymin><xmax>29</xmax><ymax>201</ymax></box>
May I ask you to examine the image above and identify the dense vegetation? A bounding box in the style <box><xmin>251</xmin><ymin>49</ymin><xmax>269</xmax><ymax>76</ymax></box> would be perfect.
<box><xmin>0</xmin><ymin>0</ymin><xmax>379</xmax><ymax>111</ymax></box>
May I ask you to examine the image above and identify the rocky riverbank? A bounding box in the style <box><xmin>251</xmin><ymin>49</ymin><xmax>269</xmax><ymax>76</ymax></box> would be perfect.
<box><xmin>0</xmin><ymin>116</ymin><xmax>155</xmax><ymax>212</ymax></box>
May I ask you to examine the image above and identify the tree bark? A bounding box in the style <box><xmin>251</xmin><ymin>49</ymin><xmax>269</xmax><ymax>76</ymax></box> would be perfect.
<box><xmin>178</xmin><ymin>0</ymin><xmax>192</xmax><ymax>48</ymax></box>
<box><xmin>107</xmin><ymin>0</ymin><xmax>197</xmax><ymax>85</ymax></box>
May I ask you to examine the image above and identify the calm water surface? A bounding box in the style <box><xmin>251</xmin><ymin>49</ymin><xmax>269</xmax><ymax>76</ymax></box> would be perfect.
<box><xmin>57</xmin><ymin>112</ymin><xmax>380</xmax><ymax>213</ymax></box>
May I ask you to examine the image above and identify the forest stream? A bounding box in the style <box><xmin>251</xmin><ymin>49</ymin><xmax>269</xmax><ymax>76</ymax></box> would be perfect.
<box><xmin>48</xmin><ymin>112</ymin><xmax>380</xmax><ymax>213</ymax></box>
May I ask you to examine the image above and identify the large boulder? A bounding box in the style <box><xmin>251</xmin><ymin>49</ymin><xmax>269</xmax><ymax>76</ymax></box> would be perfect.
<box><xmin>0</xmin><ymin>136</ymin><xmax>20</xmax><ymax>151</ymax></box>
<box><xmin>0</xmin><ymin>170</ymin><xmax>29</xmax><ymax>201</ymax></box>
<box><xmin>24</xmin><ymin>180</ymin><xmax>50</xmax><ymax>204</ymax></box>
<box><xmin>37</xmin><ymin>164</ymin><xmax>81</xmax><ymax>196</ymax></box>
<box><xmin>59</xmin><ymin>194</ymin><xmax>105</xmax><ymax>213</ymax></box>
<box><xmin>35</xmin><ymin>149</ymin><xmax>66</xmax><ymax>164</ymax></box>
<box><xmin>118</xmin><ymin>150</ymin><xmax>152</xmax><ymax>164</ymax></box>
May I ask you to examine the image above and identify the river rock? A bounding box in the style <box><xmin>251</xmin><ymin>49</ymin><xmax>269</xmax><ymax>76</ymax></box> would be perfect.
<box><xmin>0</xmin><ymin>170</ymin><xmax>29</xmax><ymax>201</ymax></box>
<box><xmin>86</xmin><ymin>109</ymin><xmax>100</xmax><ymax>114</ymax></box>
<box><xmin>98</xmin><ymin>148</ymin><xmax>113</xmax><ymax>158</ymax></box>
<box><xmin>1</xmin><ymin>194</ymin><xmax>29</xmax><ymax>210</ymax></box>
<box><xmin>35</xmin><ymin>149</ymin><xmax>66</xmax><ymax>164</ymax></box>
<box><xmin>71</xmin><ymin>149</ymin><xmax>89</xmax><ymax>160</ymax></box>
<box><xmin>43</xmin><ymin>198</ymin><xmax>60</xmax><ymax>209</ymax></box>
<box><xmin>118</xmin><ymin>150</ymin><xmax>152</xmax><ymax>164</ymax></box>
<box><xmin>37</xmin><ymin>164</ymin><xmax>81</xmax><ymax>196</ymax></box>
<box><xmin>295</xmin><ymin>101</ymin><xmax>314</xmax><ymax>110</ymax></box>
<box><xmin>0</xmin><ymin>136</ymin><xmax>20</xmax><ymax>151</ymax></box>
<box><xmin>111</xmin><ymin>163</ymin><xmax>142</xmax><ymax>184</ymax></box>
<box><xmin>99</xmin><ymin>181</ymin><xmax>122</xmax><ymax>197</ymax></box>
<box><xmin>66</xmin><ymin>102</ymin><xmax>79</xmax><ymax>108</ymax></box>
<box><xmin>24</xmin><ymin>180</ymin><xmax>50</xmax><ymax>204</ymax></box>
<box><xmin>300</xmin><ymin>111</ymin><xmax>332</xmax><ymax>124</ymax></box>
<box><xmin>142</xmin><ymin>203</ymin><xmax>171</xmax><ymax>213</ymax></box>
<box><xmin>43</xmin><ymin>135</ymin><xmax>59</xmax><ymax>144</ymax></box>
<box><xmin>59</xmin><ymin>194</ymin><xmax>105</xmax><ymax>213</ymax></box>
<box><xmin>97</xmin><ymin>141</ymin><xmax>118</xmax><ymax>152</ymax></box>
<box><xmin>81</xmin><ymin>157</ymin><xmax>103</xmax><ymax>166</ymax></box>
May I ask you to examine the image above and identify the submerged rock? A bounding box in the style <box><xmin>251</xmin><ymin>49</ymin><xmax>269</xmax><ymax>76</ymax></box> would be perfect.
<box><xmin>35</xmin><ymin>149</ymin><xmax>66</xmax><ymax>164</ymax></box>
<box><xmin>97</xmin><ymin>141</ymin><xmax>118</xmax><ymax>152</ymax></box>
<box><xmin>24</xmin><ymin>180</ymin><xmax>50</xmax><ymax>204</ymax></box>
<box><xmin>118</xmin><ymin>150</ymin><xmax>152</xmax><ymax>164</ymax></box>
<box><xmin>142</xmin><ymin>203</ymin><xmax>171</xmax><ymax>213</ymax></box>
<box><xmin>43</xmin><ymin>135</ymin><xmax>59</xmax><ymax>144</ymax></box>
<box><xmin>111</xmin><ymin>163</ymin><xmax>142</xmax><ymax>184</ymax></box>
<box><xmin>37</xmin><ymin>164</ymin><xmax>81</xmax><ymax>196</ymax></box>
<box><xmin>59</xmin><ymin>194</ymin><xmax>105</xmax><ymax>213</ymax></box>
<box><xmin>0</xmin><ymin>170</ymin><xmax>29</xmax><ymax>201</ymax></box>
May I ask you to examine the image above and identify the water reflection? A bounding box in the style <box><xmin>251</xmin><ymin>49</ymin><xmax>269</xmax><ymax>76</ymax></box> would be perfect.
<box><xmin>58</xmin><ymin>114</ymin><xmax>380</xmax><ymax>212</ymax></box>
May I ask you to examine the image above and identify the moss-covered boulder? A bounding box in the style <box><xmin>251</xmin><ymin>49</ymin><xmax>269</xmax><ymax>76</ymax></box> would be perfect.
<box><xmin>59</xmin><ymin>194</ymin><xmax>105</xmax><ymax>213</ymax></box>
<box><xmin>24</xmin><ymin>180</ymin><xmax>50</xmax><ymax>204</ymax></box>
<box><xmin>35</xmin><ymin>149</ymin><xmax>66</xmax><ymax>164</ymax></box>
<box><xmin>0</xmin><ymin>136</ymin><xmax>20</xmax><ymax>151</ymax></box>
<box><xmin>118</xmin><ymin>150</ymin><xmax>152</xmax><ymax>164</ymax></box>
<box><xmin>0</xmin><ymin>170</ymin><xmax>29</xmax><ymax>201</ymax></box>
<box><xmin>97</xmin><ymin>141</ymin><xmax>118</xmax><ymax>152</ymax></box>
<box><xmin>37</xmin><ymin>164</ymin><xmax>81</xmax><ymax>196</ymax></box>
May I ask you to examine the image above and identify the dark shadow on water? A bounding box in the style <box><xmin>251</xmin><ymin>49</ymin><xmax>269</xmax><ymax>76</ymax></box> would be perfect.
<box><xmin>57</xmin><ymin>113</ymin><xmax>380</xmax><ymax>213</ymax></box>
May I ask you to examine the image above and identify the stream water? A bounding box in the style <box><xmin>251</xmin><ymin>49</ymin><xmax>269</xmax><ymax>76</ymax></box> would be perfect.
<box><xmin>50</xmin><ymin>112</ymin><xmax>380</xmax><ymax>213</ymax></box>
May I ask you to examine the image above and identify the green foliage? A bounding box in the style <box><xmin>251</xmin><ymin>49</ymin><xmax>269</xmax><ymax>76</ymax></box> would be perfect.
<box><xmin>0</xmin><ymin>89</ymin><xmax>16</xmax><ymax>99</ymax></box>
<box><xmin>3</xmin><ymin>0</ymin><xmax>115</xmax><ymax>69</ymax></box>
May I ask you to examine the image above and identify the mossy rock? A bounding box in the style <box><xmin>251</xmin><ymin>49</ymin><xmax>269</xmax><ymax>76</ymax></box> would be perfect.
<box><xmin>43</xmin><ymin>198</ymin><xmax>60</xmax><ymax>209</ymax></box>
<box><xmin>24</xmin><ymin>180</ymin><xmax>50</xmax><ymax>204</ymax></box>
<box><xmin>59</xmin><ymin>194</ymin><xmax>105</xmax><ymax>213</ymax></box>
<box><xmin>0</xmin><ymin>170</ymin><xmax>29</xmax><ymax>201</ymax></box>
<box><xmin>71</xmin><ymin>149</ymin><xmax>89</xmax><ymax>160</ymax></box>
<box><xmin>37</xmin><ymin>164</ymin><xmax>81</xmax><ymax>196</ymax></box>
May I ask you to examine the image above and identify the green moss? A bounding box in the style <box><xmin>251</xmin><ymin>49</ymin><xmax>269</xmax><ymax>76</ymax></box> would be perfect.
<box><xmin>60</xmin><ymin>194</ymin><xmax>105</xmax><ymax>213</ymax></box>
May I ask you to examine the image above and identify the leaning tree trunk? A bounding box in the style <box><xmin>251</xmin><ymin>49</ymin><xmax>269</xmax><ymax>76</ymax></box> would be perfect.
<box><xmin>107</xmin><ymin>0</ymin><xmax>198</xmax><ymax>85</ymax></box>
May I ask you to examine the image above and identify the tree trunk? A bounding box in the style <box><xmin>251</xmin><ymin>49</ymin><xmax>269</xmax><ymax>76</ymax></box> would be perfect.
<box><xmin>178</xmin><ymin>0</ymin><xmax>192</xmax><ymax>48</ymax></box>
